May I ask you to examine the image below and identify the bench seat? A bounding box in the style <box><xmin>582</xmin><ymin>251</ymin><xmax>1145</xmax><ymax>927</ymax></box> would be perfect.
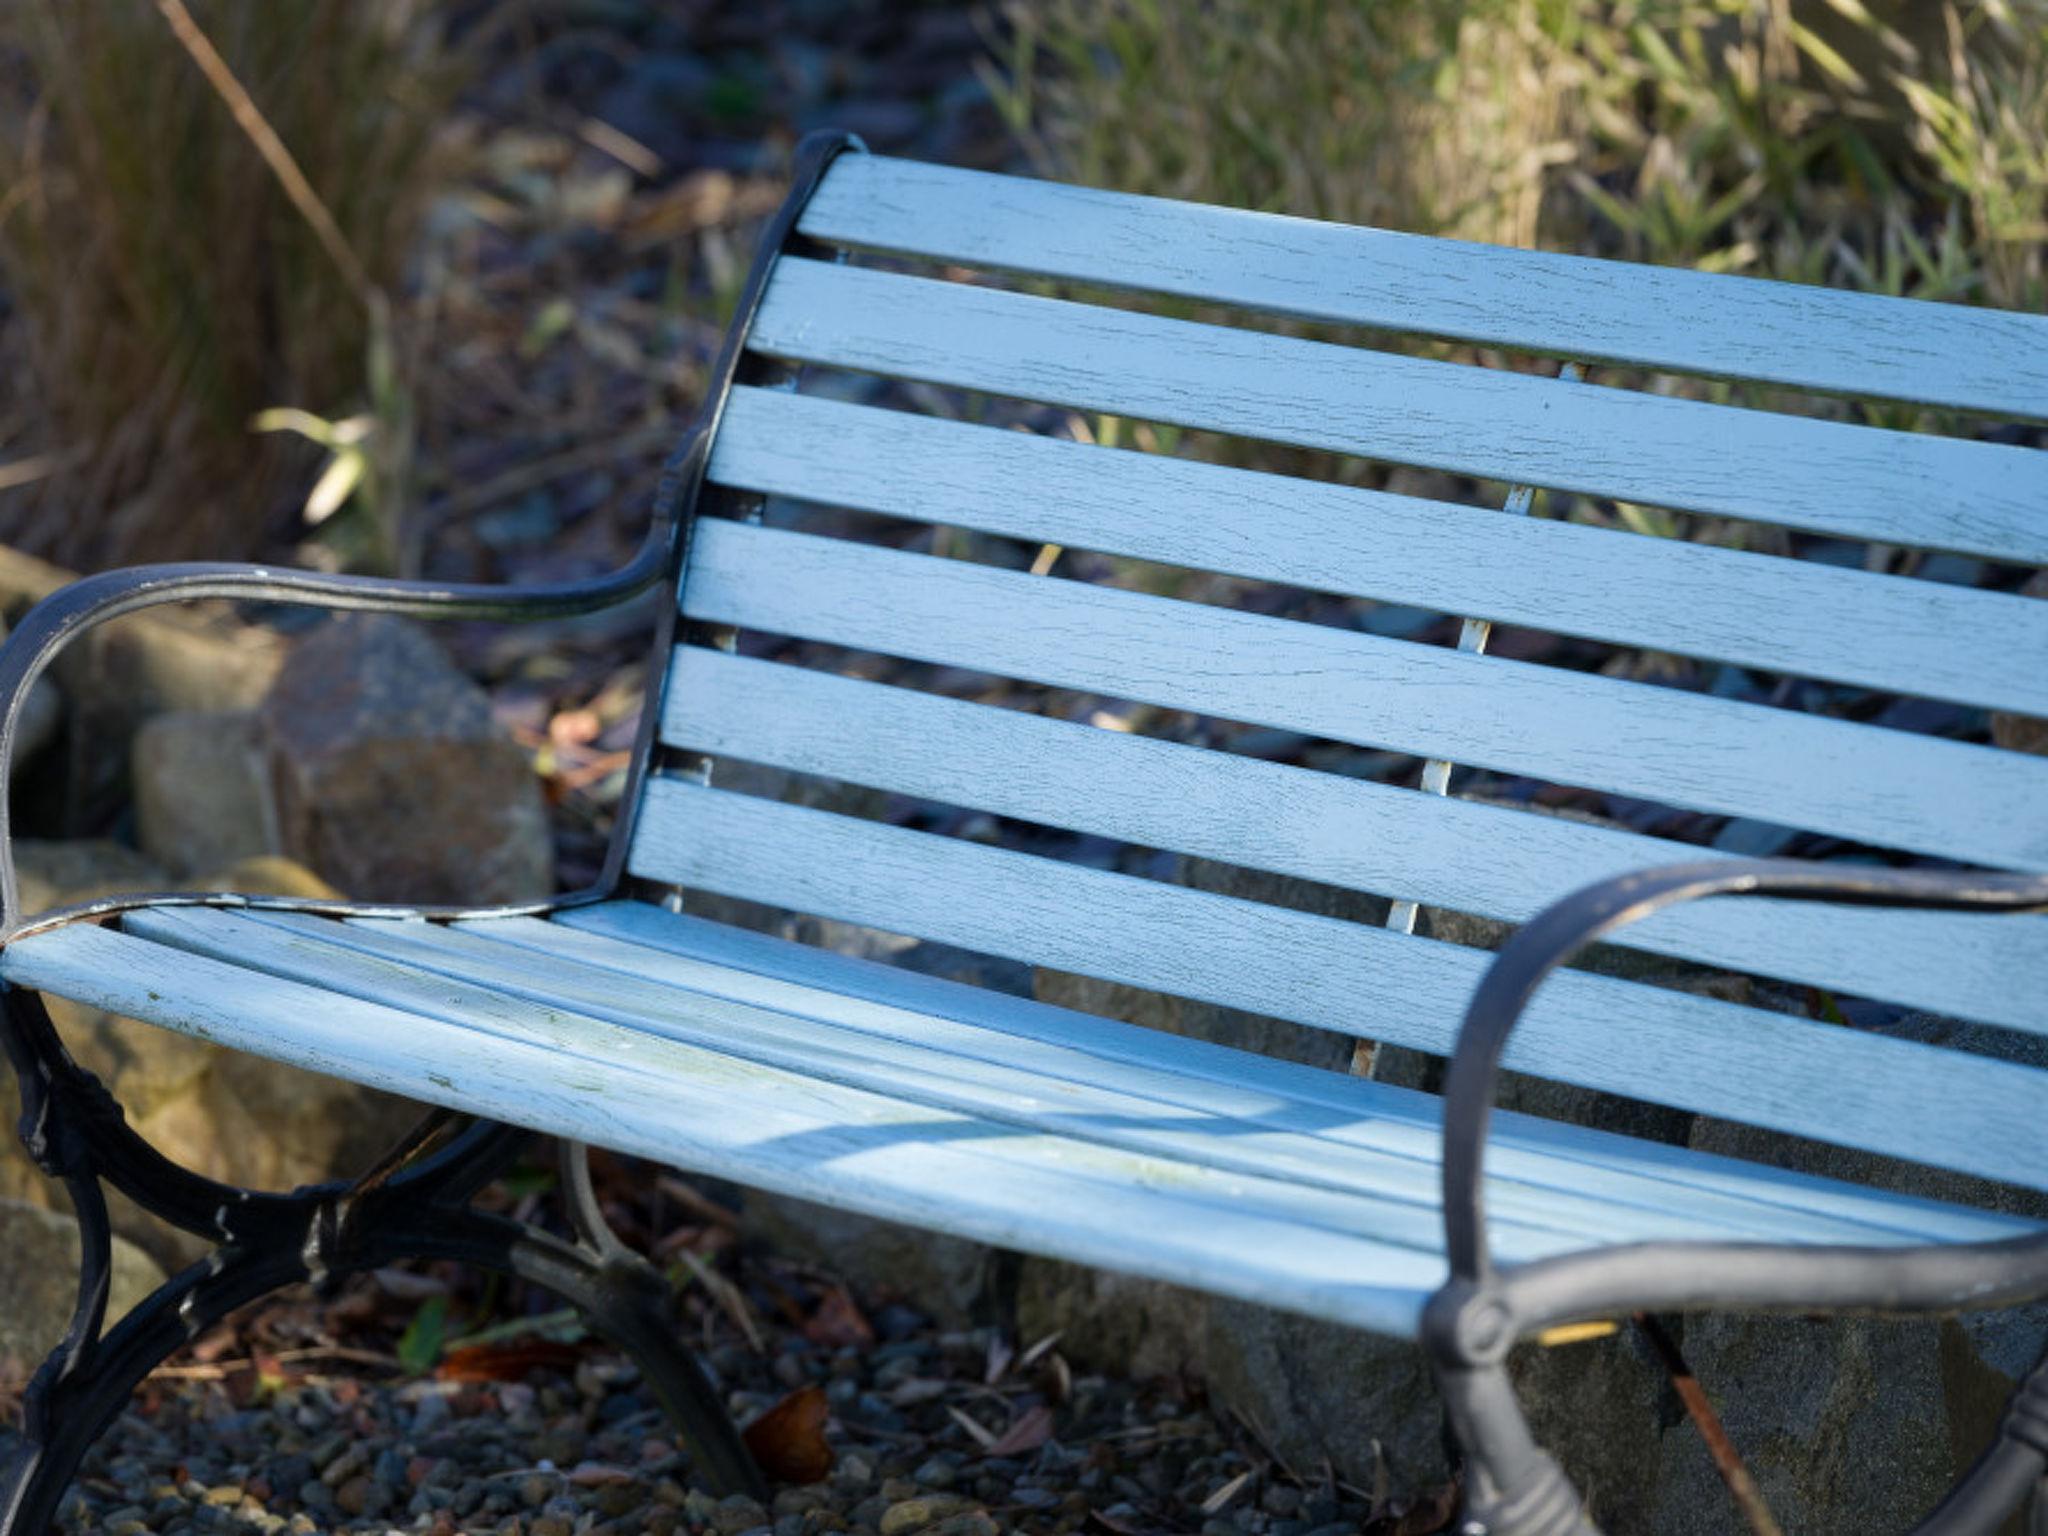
<box><xmin>2</xmin><ymin>903</ymin><xmax>2031</xmax><ymax>1339</ymax></box>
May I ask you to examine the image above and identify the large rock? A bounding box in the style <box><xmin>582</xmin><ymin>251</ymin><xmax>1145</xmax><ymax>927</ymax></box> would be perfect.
<box><xmin>258</xmin><ymin>614</ymin><xmax>552</xmax><ymax>905</ymax></box>
<box><xmin>746</xmin><ymin>1195</ymin><xmax>999</xmax><ymax>1329</ymax></box>
<box><xmin>0</xmin><ymin>843</ymin><xmax>428</xmax><ymax>1270</ymax></box>
<box><xmin>1656</xmin><ymin>1015</ymin><xmax>2048</xmax><ymax>1534</ymax></box>
<box><xmin>0</xmin><ymin>1199</ymin><xmax>167</xmax><ymax>1365</ymax></box>
<box><xmin>1014</xmin><ymin>1257</ymin><xmax>1448</xmax><ymax>1490</ymax></box>
<box><xmin>0</xmin><ymin>544</ymin><xmax>287</xmax><ymax>839</ymax></box>
<box><xmin>131</xmin><ymin>709</ymin><xmax>277</xmax><ymax>877</ymax></box>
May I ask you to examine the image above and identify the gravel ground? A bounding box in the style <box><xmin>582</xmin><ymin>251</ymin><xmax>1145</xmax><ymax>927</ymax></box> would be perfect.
<box><xmin>30</xmin><ymin>1297</ymin><xmax>1416</xmax><ymax>1536</ymax></box>
<box><xmin>8</xmin><ymin>1159</ymin><xmax>1447</xmax><ymax>1536</ymax></box>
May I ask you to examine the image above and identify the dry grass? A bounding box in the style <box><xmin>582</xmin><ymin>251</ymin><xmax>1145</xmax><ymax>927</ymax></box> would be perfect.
<box><xmin>0</xmin><ymin>0</ymin><xmax>467</xmax><ymax>568</ymax></box>
<box><xmin>990</xmin><ymin>0</ymin><xmax>2048</xmax><ymax>328</ymax></box>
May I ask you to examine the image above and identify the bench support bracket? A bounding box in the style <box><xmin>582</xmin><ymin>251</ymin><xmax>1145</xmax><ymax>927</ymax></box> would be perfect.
<box><xmin>0</xmin><ymin>987</ymin><xmax>763</xmax><ymax>1535</ymax></box>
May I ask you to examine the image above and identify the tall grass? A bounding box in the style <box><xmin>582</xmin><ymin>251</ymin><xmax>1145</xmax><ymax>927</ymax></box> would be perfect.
<box><xmin>0</xmin><ymin>0</ymin><xmax>465</xmax><ymax>568</ymax></box>
<box><xmin>990</xmin><ymin>0</ymin><xmax>2048</xmax><ymax>315</ymax></box>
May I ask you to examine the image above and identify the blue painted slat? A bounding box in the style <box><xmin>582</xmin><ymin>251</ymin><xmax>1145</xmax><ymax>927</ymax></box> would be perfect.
<box><xmin>548</xmin><ymin>903</ymin><xmax>2032</xmax><ymax>1248</ymax></box>
<box><xmin>746</xmin><ymin>258</ymin><xmax>2048</xmax><ymax>563</ymax></box>
<box><xmin>799</xmin><ymin>154</ymin><xmax>2048</xmax><ymax>422</ymax></box>
<box><xmin>658</xmin><ymin>649</ymin><xmax>2048</xmax><ymax>1036</ymax></box>
<box><xmin>679</xmin><ymin>520</ymin><xmax>2048</xmax><ymax>872</ymax></box>
<box><xmin>0</xmin><ymin>920</ymin><xmax>1453</xmax><ymax>1337</ymax></box>
<box><xmin>123</xmin><ymin>904</ymin><xmax>1914</xmax><ymax>1254</ymax></box>
<box><xmin>707</xmin><ymin>388</ymin><xmax>2048</xmax><ymax>717</ymax></box>
<box><xmin>626</xmin><ymin>779</ymin><xmax>2048</xmax><ymax>1191</ymax></box>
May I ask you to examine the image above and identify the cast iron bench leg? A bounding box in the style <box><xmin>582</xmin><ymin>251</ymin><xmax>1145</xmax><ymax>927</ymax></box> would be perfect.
<box><xmin>0</xmin><ymin>987</ymin><xmax>761</xmax><ymax>1535</ymax></box>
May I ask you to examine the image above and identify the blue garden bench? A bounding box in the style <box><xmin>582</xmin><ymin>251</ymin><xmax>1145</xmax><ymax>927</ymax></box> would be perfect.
<box><xmin>1</xmin><ymin>130</ymin><xmax>2045</xmax><ymax>1535</ymax></box>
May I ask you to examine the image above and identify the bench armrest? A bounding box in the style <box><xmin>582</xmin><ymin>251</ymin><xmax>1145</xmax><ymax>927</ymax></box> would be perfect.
<box><xmin>1425</xmin><ymin>857</ymin><xmax>2048</xmax><ymax>1536</ymax></box>
<box><xmin>0</xmin><ymin>528</ymin><xmax>676</xmax><ymax>936</ymax></box>
<box><xmin>1436</xmin><ymin>855</ymin><xmax>2048</xmax><ymax>1285</ymax></box>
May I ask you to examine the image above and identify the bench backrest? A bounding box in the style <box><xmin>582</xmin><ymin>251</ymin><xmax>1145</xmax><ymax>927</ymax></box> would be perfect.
<box><xmin>634</xmin><ymin>150</ymin><xmax>2048</xmax><ymax>1193</ymax></box>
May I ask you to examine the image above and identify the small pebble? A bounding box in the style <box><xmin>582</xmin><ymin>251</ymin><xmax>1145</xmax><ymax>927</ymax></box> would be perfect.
<box><xmin>911</xmin><ymin>1457</ymin><xmax>957</xmax><ymax>1491</ymax></box>
<box><xmin>879</xmin><ymin>1493</ymin><xmax>976</xmax><ymax>1536</ymax></box>
<box><xmin>713</xmin><ymin>1494</ymin><xmax>771</xmax><ymax>1534</ymax></box>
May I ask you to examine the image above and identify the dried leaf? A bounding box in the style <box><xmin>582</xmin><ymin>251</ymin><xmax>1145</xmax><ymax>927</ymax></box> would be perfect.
<box><xmin>1043</xmin><ymin>1352</ymin><xmax>1073</xmax><ymax>1405</ymax></box>
<box><xmin>1200</xmin><ymin>1470</ymin><xmax>1255</xmax><ymax>1516</ymax></box>
<box><xmin>548</xmin><ymin>708</ymin><xmax>602</xmax><ymax>747</ymax></box>
<box><xmin>743</xmin><ymin>1385</ymin><xmax>833</xmax><ymax>1485</ymax></box>
<box><xmin>566</xmin><ymin>1462</ymin><xmax>637</xmax><ymax>1486</ymax></box>
<box><xmin>984</xmin><ymin>1404</ymin><xmax>1055</xmax><ymax>1458</ymax></box>
<box><xmin>947</xmin><ymin>1405</ymin><xmax>999</xmax><ymax>1450</ymax></box>
<box><xmin>802</xmin><ymin>1284</ymin><xmax>874</xmax><ymax>1349</ymax></box>
<box><xmin>372</xmin><ymin>1268</ymin><xmax>452</xmax><ymax>1301</ymax></box>
<box><xmin>983</xmin><ymin>1334</ymin><xmax>1015</xmax><ymax>1384</ymax></box>
<box><xmin>435</xmin><ymin>1339</ymin><xmax>582</xmax><ymax>1382</ymax></box>
<box><xmin>1018</xmin><ymin>1331</ymin><xmax>1064</xmax><ymax>1370</ymax></box>
<box><xmin>888</xmin><ymin>1377</ymin><xmax>950</xmax><ymax>1407</ymax></box>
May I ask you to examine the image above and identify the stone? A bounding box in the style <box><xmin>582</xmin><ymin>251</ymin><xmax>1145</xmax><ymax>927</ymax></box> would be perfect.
<box><xmin>257</xmin><ymin>614</ymin><xmax>552</xmax><ymax>904</ymax></box>
<box><xmin>0</xmin><ymin>843</ymin><xmax>426</xmax><ymax>1269</ymax></box>
<box><xmin>878</xmin><ymin>1494</ymin><xmax>976</xmax><ymax>1535</ymax></box>
<box><xmin>132</xmin><ymin>710</ymin><xmax>278</xmax><ymax>877</ymax></box>
<box><xmin>12</xmin><ymin>838</ymin><xmax>171</xmax><ymax>919</ymax></box>
<box><xmin>1011</xmin><ymin>1254</ymin><xmax>1450</xmax><ymax>1493</ymax></box>
<box><xmin>0</xmin><ymin>547</ymin><xmax>287</xmax><ymax>845</ymax></box>
<box><xmin>0</xmin><ymin>1197</ymin><xmax>167</xmax><ymax>1364</ymax></box>
<box><xmin>743</xmin><ymin>1193</ymin><xmax>996</xmax><ymax>1331</ymax></box>
<box><xmin>1653</xmin><ymin>1014</ymin><xmax>2048</xmax><ymax>1533</ymax></box>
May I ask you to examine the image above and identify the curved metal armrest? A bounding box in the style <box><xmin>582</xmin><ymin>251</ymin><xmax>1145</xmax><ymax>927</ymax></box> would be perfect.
<box><xmin>1438</xmin><ymin>856</ymin><xmax>2048</xmax><ymax>1283</ymax></box>
<box><xmin>0</xmin><ymin>522</ymin><xmax>679</xmax><ymax>935</ymax></box>
<box><xmin>1426</xmin><ymin>859</ymin><xmax>2048</xmax><ymax>1536</ymax></box>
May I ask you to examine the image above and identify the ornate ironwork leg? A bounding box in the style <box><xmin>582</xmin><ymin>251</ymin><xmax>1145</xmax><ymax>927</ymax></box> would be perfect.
<box><xmin>0</xmin><ymin>987</ymin><xmax>761</xmax><ymax>1536</ymax></box>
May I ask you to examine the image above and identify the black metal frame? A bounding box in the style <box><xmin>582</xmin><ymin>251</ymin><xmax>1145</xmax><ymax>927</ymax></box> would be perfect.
<box><xmin>0</xmin><ymin>128</ymin><xmax>866</xmax><ymax>1530</ymax></box>
<box><xmin>1424</xmin><ymin>858</ymin><xmax>2048</xmax><ymax>1536</ymax></box>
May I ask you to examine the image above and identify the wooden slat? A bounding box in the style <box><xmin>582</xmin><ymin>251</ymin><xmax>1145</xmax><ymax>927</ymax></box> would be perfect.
<box><xmin>659</xmin><ymin>649</ymin><xmax>2048</xmax><ymax>1035</ymax></box>
<box><xmin>627</xmin><ymin>779</ymin><xmax>2048</xmax><ymax>1191</ymax></box>
<box><xmin>799</xmin><ymin>154</ymin><xmax>2048</xmax><ymax>422</ymax></box>
<box><xmin>746</xmin><ymin>258</ymin><xmax>2048</xmax><ymax>563</ymax></box>
<box><xmin>124</xmin><ymin>905</ymin><xmax>1915</xmax><ymax>1253</ymax></box>
<box><xmin>0</xmin><ymin>920</ymin><xmax>1452</xmax><ymax>1337</ymax></box>
<box><xmin>708</xmin><ymin>387</ymin><xmax>2048</xmax><ymax>716</ymax></box>
<box><xmin>679</xmin><ymin>520</ymin><xmax>2048</xmax><ymax>871</ymax></box>
<box><xmin>548</xmin><ymin>905</ymin><xmax>2032</xmax><ymax>1247</ymax></box>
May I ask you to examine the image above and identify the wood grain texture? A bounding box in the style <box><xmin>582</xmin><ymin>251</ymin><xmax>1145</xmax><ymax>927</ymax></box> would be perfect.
<box><xmin>746</xmin><ymin>259</ymin><xmax>2048</xmax><ymax>562</ymax></box>
<box><xmin>679</xmin><ymin>520</ymin><xmax>2048</xmax><ymax>871</ymax></box>
<box><xmin>122</xmin><ymin>904</ymin><xmax>1946</xmax><ymax>1252</ymax></box>
<box><xmin>708</xmin><ymin>387</ymin><xmax>2048</xmax><ymax>716</ymax></box>
<box><xmin>551</xmin><ymin>904</ymin><xmax>2032</xmax><ymax>1246</ymax></box>
<box><xmin>799</xmin><ymin>154</ymin><xmax>2048</xmax><ymax>421</ymax></box>
<box><xmin>659</xmin><ymin>648</ymin><xmax>2048</xmax><ymax>1035</ymax></box>
<box><xmin>0</xmin><ymin>919</ymin><xmax>1455</xmax><ymax>1337</ymax></box>
<box><xmin>626</xmin><ymin>779</ymin><xmax>2048</xmax><ymax>1191</ymax></box>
